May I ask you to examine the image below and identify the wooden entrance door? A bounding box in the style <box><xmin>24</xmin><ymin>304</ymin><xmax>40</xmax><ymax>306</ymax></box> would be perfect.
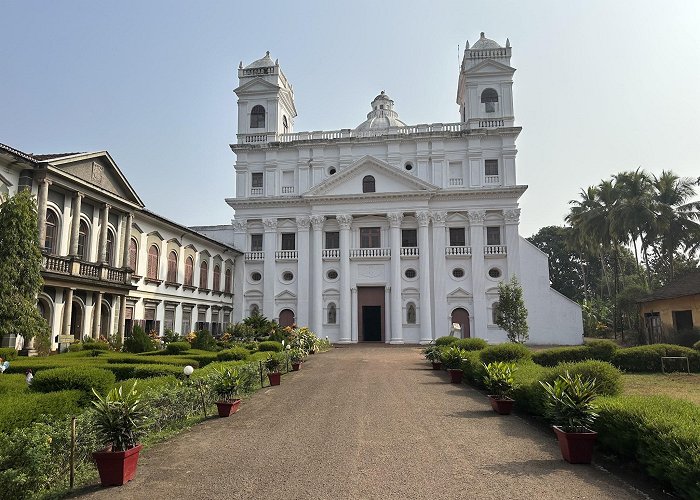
<box><xmin>279</xmin><ymin>309</ymin><xmax>295</xmax><ymax>327</ymax></box>
<box><xmin>357</xmin><ymin>287</ymin><xmax>385</xmax><ymax>342</ymax></box>
<box><xmin>451</xmin><ymin>308</ymin><xmax>470</xmax><ymax>338</ymax></box>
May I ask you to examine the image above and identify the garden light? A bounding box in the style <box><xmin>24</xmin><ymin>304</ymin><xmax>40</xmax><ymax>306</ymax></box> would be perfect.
<box><xmin>183</xmin><ymin>365</ymin><xmax>194</xmax><ymax>378</ymax></box>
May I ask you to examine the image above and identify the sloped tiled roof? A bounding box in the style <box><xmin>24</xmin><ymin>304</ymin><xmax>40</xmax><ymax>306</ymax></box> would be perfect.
<box><xmin>0</xmin><ymin>142</ymin><xmax>37</xmax><ymax>163</ymax></box>
<box><xmin>31</xmin><ymin>153</ymin><xmax>85</xmax><ymax>161</ymax></box>
<box><xmin>638</xmin><ymin>272</ymin><xmax>700</xmax><ymax>302</ymax></box>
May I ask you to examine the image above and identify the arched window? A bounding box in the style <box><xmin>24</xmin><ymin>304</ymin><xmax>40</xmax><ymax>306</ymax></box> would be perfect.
<box><xmin>44</xmin><ymin>209</ymin><xmax>59</xmax><ymax>254</ymax></box>
<box><xmin>481</xmin><ymin>88</ymin><xmax>498</xmax><ymax>113</ymax></box>
<box><xmin>250</xmin><ymin>304</ymin><xmax>260</xmax><ymax>316</ymax></box>
<box><xmin>407</xmin><ymin>303</ymin><xmax>417</xmax><ymax>324</ymax></box>
<box><xmin>250</xmin><ymin>105</ymin><xmax>265</xmax><ymax>128</ymax></box>
<box><xmin>282</xmin><ymin>115</ymin><xmax>288</xmax><ymax>134</ymax></box>
<box><xmin>362</xmin><ymin>175</ymin><xmax>376</xmax><ymax>193</ymax></box>
<box><xmin>147</xmin><ymin>245</ymin><xmax>159</xmax><ymax>279</ymax></box>
<box><xmin>78</xmin><ymin>220</ymin><xmax>89</xmax><ymax>260</ymax></box>
<box><xmin>327</xmin><ymin>303</ymin><xmax>337</xmax><ymax>324</ymax></box>
<box><xmin>492</xmin><ymin>301</ymin><xmax>501</xmax><ymax>325</ymax></box>
<box><xmin>105</xmin><ymin>229</ymin><xmax>115</xmax><ymax>265</ymax></box>
<box><xmin>213</xmin><ymin>265</ymin><xmax>221</xmax><ymax>291</ymax></box>
<box><xmin>224</xmin><ymin>268</ymin><xmax>232</xmax><ymax>293</ymax></box>
<box><xmin>128</xmin><ymin>238</ymin><xmax>138</xmax><ymax>272</ymax></box>
<box><xmin>200</xmin><ymin>260</ymin><xmax>209</xmax><ymax>289</ymax></box>
<box><xmin>184</xmin><ymin>256</ymin><xmax>194</xmax><ymax>286</ymax></box>
<box><xmin>167</xmin><ymin>251</ymin><xmax>178</xmax><ymax>282</ymax></box>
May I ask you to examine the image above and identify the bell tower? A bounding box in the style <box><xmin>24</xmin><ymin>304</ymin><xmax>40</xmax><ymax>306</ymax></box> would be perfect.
<box><xmin>235</xmin><ymin>51</ymin><xmax>297</xmax><ymax>143</ymax></box>
<box><xmin>456</xmin><ymin>33</ymin><xmax>515</xmax><ymax>128</ymax></box>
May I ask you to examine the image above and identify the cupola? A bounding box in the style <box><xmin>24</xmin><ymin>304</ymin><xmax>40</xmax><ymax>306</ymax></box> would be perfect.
<box><xmin>355</xmin><ymin>91</ymin><xmax>407</xmax><ymax>131</ymax></box>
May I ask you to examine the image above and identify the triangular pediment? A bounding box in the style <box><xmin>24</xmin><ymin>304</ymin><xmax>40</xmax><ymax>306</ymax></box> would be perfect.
<box><xmin>275</xmin><ymin>290</ymin><xmax>297</xmax><ymax>300</ymax></box>
<box><xmin>43</xmin><ymin>152</ymin><xmax>144</xmax><ymax>206</ymax></box>
<box><xmin>467</xmin><ymin>59</ymin><xmax>515</xmax><ymax>75</ymax></box>
<box><xmin>234</xmin><ymin>77</ymin><xmax>283</xmax><ymax>95</ymax></box>
<box><xmin>447</xmin><ymin>287</ymin><xmax>473</xmax><ymax>299</ymax></box>
<box><xmin>304</xmin><ymin>156</ymin><xmax>437</xmax><ymax>198</ymax></box>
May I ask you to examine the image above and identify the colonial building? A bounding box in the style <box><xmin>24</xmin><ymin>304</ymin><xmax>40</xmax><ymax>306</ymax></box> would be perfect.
<box><xmin>199</xmin><ymin>33</ymin><xmax>583</xmax><ymax>344</ymax></box>
<box><xmin>0</xmin><ymin>144</ymin><xmax>239</xmax><ymax>351</ymax></box>
<box><xmin>639</xmin><ymin>272</ymin><xmax>700</xmax><ymax>343</ymax></box>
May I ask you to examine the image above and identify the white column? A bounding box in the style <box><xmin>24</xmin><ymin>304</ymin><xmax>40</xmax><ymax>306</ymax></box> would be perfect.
<box><xmin>98</xmin><ymin>204</ymin><xmax>111</xmax><ymax>263</ymax></box>
<box><xmin>118</xmin><ymin>295</ymin><xmax>127</xmax><ymax>343</ymax></box>
<box><xmin>416</xmin><ymin>211</ymin><xmax>433</xmax><ymax>343</ymax></box>
<box><xmin>69</xmin><ymin>192</ymin><xmax>83</xmax><ymax>256</ymax></box>
<box><xmin>384</xmin><ymin>286</ymin><xmax>391</xmax><ymax>343</ymax></box>
<box><xmin>337</xmin><ymin>214</ymin><xmax>352</xmax><ymax>343</ymax></box>
<box><xmin>93</xmin><ymin>291</ymin><xmax>103</xmax><ymax>339</ymax></box>
<box><xmin>36</xmin><ymin>177</ymin><xmax>51</xmax><ymax>250</ymax></box>
<box><xmin>232</xmin><ymin>220</ymin><xmax>247</xmax><ymax>323</ymax></box>
<box><xmin>62</xmin><ymin>288</ymin><xmax>74</xmax><ymax>337</ymax></box>
<box><xmin>351</xmin><ymin>287</ymin><xmax>358</xmax><ymax>342</ymax></box>
<box><xmin>121</xmin><ymin>212</ymin><xmax>133</xmax><ymax>267</ymax></box>
<box><xmin>262</xmin><ymin>218</ymin><xmax>277</xmax><ymax>318</ymax></box>
<box><xmin>296</xmin><ymin>216</ymin><xmax>310</xmax><ymax>327</ymax></box>
<box><xmin>504</xmin><ymin>208</ymin><xmax>521</xmax><ymax>280</ymax></box>
<box><xmin>431</xmin><ymin>211</ymin><xmax>448</xmax><ymax>338</ymax></box>
<box><xmin>388</xmin><ymin>212</ymin><xmax>404</xmax><ymax>344</ymax></box>
<box><xmin>469</xmin><ymin>210</ymin><xmax>487</xmax><ymax>338</ymax></box>
<box><xmin>310</xmin><ymin>215</ymin><xmax>325</xmax><ymax>335</ymax></box>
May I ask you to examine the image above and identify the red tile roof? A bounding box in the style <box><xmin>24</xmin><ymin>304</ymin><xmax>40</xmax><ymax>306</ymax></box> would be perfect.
<box><xmin>638</xmin><ymin>272</ymin><xmax>700</xmax><ymax>302</ymax></box>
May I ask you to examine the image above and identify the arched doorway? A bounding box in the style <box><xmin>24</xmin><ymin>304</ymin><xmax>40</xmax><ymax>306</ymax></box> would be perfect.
<box><xmin>451</xmin><ymin>308</ymin><xmax>470</xmax><ymax>338</ymax></box>
<box><xmin>279</xmin><ymin>309</ymin><xmax>295</xmax><ymax>328</ymax></box>
<box><xmin>100</xmin><ymin>303</ymin><xmax>111</xmax><ymax>338</ymax></box>
<box><xmin>71</xmin><ymin>301</ymin><xmax>83</xmax><ymax>341</ymax></box>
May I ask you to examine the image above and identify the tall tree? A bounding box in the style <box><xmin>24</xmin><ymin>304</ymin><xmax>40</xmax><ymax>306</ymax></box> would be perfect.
<box><xmin>495</xmin><ymin>276</ymin><xmax>529</xmax><ymax>344</ymax></box>
<box><xmin>0</xmin><ymin>190</ymin><xmax>48</xmax><ymax>344</ymax></box>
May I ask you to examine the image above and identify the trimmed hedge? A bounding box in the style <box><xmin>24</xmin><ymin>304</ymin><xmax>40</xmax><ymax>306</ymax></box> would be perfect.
<box><xmin>216</xmin><ymin>347</ymin><xmax>250</xmax><ymax>361</ymax></box>
<box><xmin>454</xmin><ymin>338</ymin><xmax>488</xmax><ymax>351</ymax></box>
<box><xmin>586</xmin><ymin>339</ymin><xmax>619</xmax><ymax>360</ymax></box>
<box><xmin>258</xmin><ymin>341</ymin><xmax>283</xmax><ymax>352</ymax></box>
<box><xmin>30</xmin><ymin>367</ymin><xmax>115</xmax><ymax>399</ymax></box>
<box><xmin>611</xmin><ymin>344</ymin><xmax>700</xmax><ymax>372</ymax></box>
<box><xmin>532</xmin><ymin>340</ymin><xmax>619</xmax><ymax>367</ymax></box>
<box><xmin>165</xmin><ymin>342</ymin><xmax>191</xmax><ymax>354</ymax></box>
<box><xmin>480</xmin><ymin>343</ymin><xmax>531</xmax><ymax>365</ymax></box>
<box><xmin>0</xmin><ymin>348</ymin><xmax>18</xmax><ymax>360</ymax></box>
<box><xmin>597</xmin><ymin>396</ymin><xmax>700</xmax><ymax>499</ymax></box>
<box><xmin>435</xmin><ymin>336</ymin><xmax>459</xmax><ymax>347</ymax></box>
<box><xmin>542</xmin><ymin>360</ymin><xmax>622</xmax><ymax>397</ymax></box>
<box><xmin>0</xmin><ymin>374</ymin><xmax>29</xmax><ymax>395</ymax></box>
<box><xmin>102</xmin><ymin>363</ymin><xmax>185</xmax><ymax>380</ymax></box>
<box><xmin>106</xmin><ymin>355</ymin><xmax>199</xmax><ymax>368</ymax></box>
<box><xmin>460</xmin><ymin>351</ymin><xmax>486</xmax><ymax>385</ymax></box>
<box><xmin>0</xmin><ymin>390</ymin><xmax>83</xmax><ymax>433</ymax></box>
<box><xmin>82</xmin><ymin>341</ymin><xmax>109</xmax><ymax>351</ymax></box>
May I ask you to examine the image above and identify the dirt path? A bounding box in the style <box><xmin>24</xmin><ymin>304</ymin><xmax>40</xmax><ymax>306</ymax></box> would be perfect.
<box><xmin>79</xmin><ymin>346</ymin><xmax>649</xmax><ymax>499</ymax></box>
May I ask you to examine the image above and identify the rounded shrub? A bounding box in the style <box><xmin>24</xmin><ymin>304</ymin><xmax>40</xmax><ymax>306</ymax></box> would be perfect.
<box><xmin>104</xmin><ymin>363</ymin><xmax>185</xmax><ymax>380</ymax></box>
<box><xmin>31</xmin><ymin>367</ymin><xmax>116</xmax><ymax>398</ymax></box>
<box><xmin>82</xmin><ymin>341</ymin><xmax>109</xmax><ymax>352</ymax></box>
<box><xmin>610</xmin><ymin>344</ymin><xmax>699</xmax><ymax>372</ymax></box>
<box><xmin>68</xmin><ymin>343</ymin><xmax>83</xmax><ymax>352</ymax></box>
<box><xmin>258</xmin><ymin>340</ymin><xmax>283</xmax><ymax>352</ymax></box>
<box><xmin>543</xmin><ymin>360</ymin><xmax>622</xmax><ymax>397</ymax></box>
<box><xmin>454</xmin><ymin>338</ymin><xmax>488</xmax><ymax>351</ymax></box>
<box><xmin>480</xmin><ymin>343</ymin><xmax>531</xmax><ymax>365</ymax></box>
<box><xmin>532</xmin><ymin>346</ymin><xmax>590</xmax><ymax>367</ymax></box>
<box><xmin>435</xmin><ymin>336</ymin><xmax>459</xmax><ymax>347</ymax></box>
<box><xmin>216</xmin><ymin>346</ymin><xmax>250</xmax><ymax>361</ymax></box>
<box><xmin>0</xmin><ymin>348</ymin><xmax>18</xmax><ymax>360</ymax></box>
<box><xmin>165</xmin><ymin>341</ymin><xmax>191</xmax><ymax>355</ymax></box>
<box><xmin>585</xmin><ymin>339</ymin><xmax>619</xmax><ymax>361</ymax></box>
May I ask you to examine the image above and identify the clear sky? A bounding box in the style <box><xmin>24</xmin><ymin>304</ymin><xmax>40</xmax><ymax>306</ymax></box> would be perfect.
<box><xmin>2</xmin><ymin>0</ymin><xmax>699</xmax><ymax>236</ymax></box>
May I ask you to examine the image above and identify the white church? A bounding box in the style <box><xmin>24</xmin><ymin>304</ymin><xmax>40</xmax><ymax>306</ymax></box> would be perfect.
<box><xmin>195</xmin><ymin>33</ymin><xmax>583</xmax><ymax>345</ymax></box>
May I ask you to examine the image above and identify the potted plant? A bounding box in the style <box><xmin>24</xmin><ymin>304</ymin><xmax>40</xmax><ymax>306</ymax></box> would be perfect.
<box><xmin>91</xmin><ymin>382</ymin><xmax>147</xmax><ymax>486</ymax></box>
<box><xmin>423</xmin><ymin>345</ymin><xmax>442</xmax><ymax>370</ymax></box>
<box><xmin>210</xmin><ymin>366</ymin><xmax>242</xmax><ymax>417</ymax></box>
<box><xmin>289</xmin><ymin>348</ymin><xmax>304</xmax><ymax>371</ymax></box>
<box><xmin>483</xmin><ymin>361</ymin><xmax>517</xmax><ymax>415</ymax></box>
<box><xmin>265</xmin><ymin>352</ymin><xmax>284</xmax><ymax>385</ymax></box>
<box><xmin>540</xmin><ymin>371</ymin><xmax>599</xmax><ymax>464</ymax></box>
<box><xmin>441</xmin><ymin>346</ymin><xmax>466</xmax><ymax>383</ymax></box>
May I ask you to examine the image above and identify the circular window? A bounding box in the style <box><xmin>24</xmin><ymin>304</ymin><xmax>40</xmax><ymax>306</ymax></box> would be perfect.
<box><xmin>282</xmin><ymin>271</ymin><xmax>294</xmax><ymax>282</ymax></box>
<box><xmin>452</xmin><ymin>268</ymin><xmax>465</xmax><ymax>278</ymax></box>
<box><xmin>405</xmin><ymin>163</ymin><xmax>413</xmax><ymax>171</ymax></box>
<box><xmin>488</xmin><ymin>267</ymin><xmax>502</xmax><ymax>279</ymax></box>
<box><xmin>327</xmin><ymin>269</ymin><xmax>338</xmax><ymax>280</ymax></box>
<box><xmin>405</xmin><ymin>268</ymin><xmax>417</xmax><ymax>279</ymax></box>
<box><xmin>250</xmin><ymin>271</ymin><xmax>262</xmax><ymax>282</ymax></box>
<box><xmin>328</xmin><ymin>167</ymin><xmax>336</xmax><ymax>175</ymax></box>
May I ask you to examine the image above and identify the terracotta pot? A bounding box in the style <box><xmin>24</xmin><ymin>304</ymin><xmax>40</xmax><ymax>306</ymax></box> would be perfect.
<box><xmin>291</xmin><ymin>362</ymin><xmax>301</xmax><ymax>371</ymax></box>
<box><xmin>488</xmin><ymin>395</ymin><xmax>514</xmax><ymax>415</ymax></box>
<box><xmin>431</xmin><ymin>361</ymin><xmax>442</xmax><ymax>370</ymax></box>
<box><xmin>93</xmin><ymin>444</ymin><xmax>142</xmax><ymax>486</ymax></box>
<box><xmin>447</xmin><ymin>368</ymin><xmax>463</xmax><ymax>384</ymax></box>
<box><xmin>268</xmin><ymin>372</ymin><xmax>281</xmax><ymax>386</ymax></box>
<box><xmin>216</xmin><ymin>399</ymin><xmax>241</xmax><ymax>417</ymax></box>
<box><xmin>553</xmin><ymin>426</ymin><xmax>597</xmax><ymax>464</ymax></box>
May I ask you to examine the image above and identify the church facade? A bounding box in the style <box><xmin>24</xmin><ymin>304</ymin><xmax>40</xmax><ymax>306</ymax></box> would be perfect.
<box><xmin>200</xmin><ymin>33</ymin><xmax>583</xmax><ymax>344</ymax></box>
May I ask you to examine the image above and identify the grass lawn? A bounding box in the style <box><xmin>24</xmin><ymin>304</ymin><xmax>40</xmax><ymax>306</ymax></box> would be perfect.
<box><xmin>623</xmin><ymin>373</ymin><xmax>700</xmax><ymax>406</ymax></box>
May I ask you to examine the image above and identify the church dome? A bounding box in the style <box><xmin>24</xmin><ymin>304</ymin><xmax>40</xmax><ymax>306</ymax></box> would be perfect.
<box><xmin>245</xmin><ymin>51</ymin><xmax>275</xmax><ymax>69</ymax></box>
<box><xmin>470</xmin><ymin>32</ymin><xmax>501</xmax><ymax>49</ymax></box>
<box><xmin>355</xmin><ymin>91</ymin><xmax>407</xmax><ymax>131</ymax></box>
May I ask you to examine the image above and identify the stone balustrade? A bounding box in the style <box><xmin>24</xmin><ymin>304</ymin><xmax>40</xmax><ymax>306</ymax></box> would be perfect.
<box><xmin>42</xmin><ymin>254</ymin><xmax>130</xmax><ymax>284</ymax></box>
<box><xmin>484</xmin><ymin>245</ymin><xmax>507</xmax><ymax>256</ymax></box>
<box><xmin>349</xmin><ymin>248</ymin><xmax>391</xmax><ymax>258</ymax></box>
<box><xmin>445</xmin><ymin>246</ymin><xmax>472</xmax><ymax>257</ymax></box>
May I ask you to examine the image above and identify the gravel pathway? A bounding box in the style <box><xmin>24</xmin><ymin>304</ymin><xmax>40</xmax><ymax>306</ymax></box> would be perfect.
<box><xmin>79</xmin><ymin>345</ymin><xmax>648</xmax><ymax>499</ymax></box>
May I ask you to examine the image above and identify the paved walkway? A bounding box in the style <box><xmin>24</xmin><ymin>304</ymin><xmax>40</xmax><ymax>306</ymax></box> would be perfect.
<box><xmin>80</xmin><ymin>346</ymin><xmax>649</xmax><ymax>499</ymax></box>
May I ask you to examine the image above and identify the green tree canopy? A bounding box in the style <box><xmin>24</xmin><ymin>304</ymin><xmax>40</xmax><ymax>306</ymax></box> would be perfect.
<box><xmin>495</xmin><ymin>276</ymin><xmax>529</xmax><ymax>344</ymax></box>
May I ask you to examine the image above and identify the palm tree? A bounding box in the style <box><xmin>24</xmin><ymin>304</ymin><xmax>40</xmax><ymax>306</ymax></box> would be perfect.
<box><xmin>651</xmin><ymin>171</ymin><xmax>700</xmax><ymax>281</ymax></box>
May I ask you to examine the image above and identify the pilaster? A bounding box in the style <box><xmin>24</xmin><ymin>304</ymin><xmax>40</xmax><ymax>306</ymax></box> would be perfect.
<box><xmin>416</xmin><ymin>211</ymin><xmax>433</xmax><ymax>343</ymax></box>
<box><xmin>296</xmin><ymin>216</ymin><xmax>310</xmax><ymax>327</ymax></box>
<box><xmin>504</xmin><ymin>208</ymin><xmax>521</xmax><ymax>279</ymax></box>
<box><xmin>262</xmin><ymin>217</ymin><xmax>277</xmax><ymax>318</ymax></box>
<box><xmin>388</xmin><ymin>212</ymin><xmax>404</xmax><ymax>344</ymax></box>
<box><xmin>337</xmin><ymin>214</ymin><xmax>352</xmax><ymax>342</ymax></box>
<box><xmin>469</xmin><ymin>209</ymin><xmax>487</xmax><ymax>338</ymax></box>
<box><xmin>310</xmin><ymin>215</ymin><xmax>325</xmax><ymax>335</ymax></box>
<box><xmin>431</xmin><ymin>211</ymin><xmax>448</xmax><ymax>337</ymax></box>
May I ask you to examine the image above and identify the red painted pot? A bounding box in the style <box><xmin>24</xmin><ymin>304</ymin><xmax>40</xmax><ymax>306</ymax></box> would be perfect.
<box><xmin>216</xmin><ymin>399</ymin><xmax>241</xmax><ymax>417</ymax></box>
<box><xmin>93</xmin><ymin>444</ymin><xmax>142</xmax><ymax>486</ymax></box>
<box><xmin>447</xmin><ymin>368</ymin><xmax>463</xmax><ymax>384</ymax></box>
<box><xmin>268</xmin><ymin>372</ymin><xmax>281</xmax><ymax>386</ymax></box>
<box><xmin>291</xmin><ymin>362</ymin><xmax>301</xmax><ymax>371</ymax></box>
<box><xmin>553</xmin><ymin>426</ymin><xmax>597</xmax><ymax>464</ymax></box>
<box><xmin>488</xmin><ymin>395</ymin><xmax>514</xmax><ymax>415</ymax></box>
<box><xmin>431</xmin><ymin>361</ymin><xmax>442</xmax><ymax>370</ymax></box>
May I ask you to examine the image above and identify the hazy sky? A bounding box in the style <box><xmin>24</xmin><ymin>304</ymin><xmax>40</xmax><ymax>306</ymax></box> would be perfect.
<box><xmin>2</xmin><ymin>0</ymin><xmax>699</xmax><ymax>236</ymax></box>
